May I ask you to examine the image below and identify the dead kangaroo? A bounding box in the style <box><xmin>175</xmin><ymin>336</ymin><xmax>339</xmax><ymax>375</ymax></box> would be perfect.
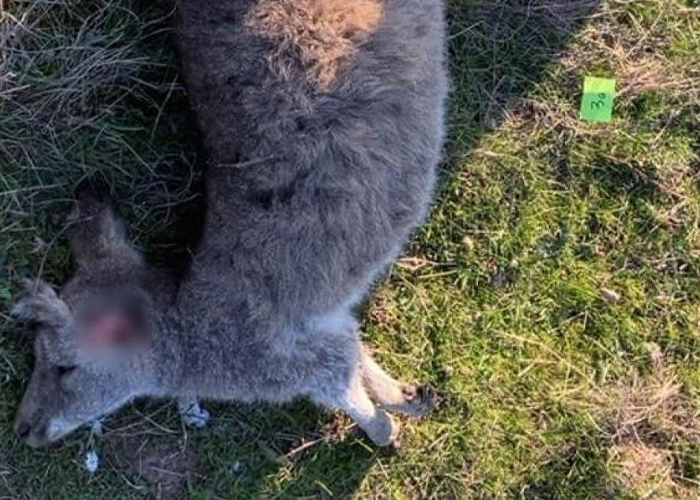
<box><xmin>13</xmin><ymin>0</ymin><xmax>447</xmax><ymax>449</ymax></box>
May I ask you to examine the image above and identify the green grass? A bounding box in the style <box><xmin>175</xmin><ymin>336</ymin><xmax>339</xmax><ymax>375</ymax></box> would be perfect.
<box><xmin>2</xmin><ymin>0</ymin><xmax>700</xmax><ymax>498</ymax></box>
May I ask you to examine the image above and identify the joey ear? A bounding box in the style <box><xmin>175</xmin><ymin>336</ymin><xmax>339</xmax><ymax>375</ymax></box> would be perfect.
<box><xmin>12</xmin><ymin>280</ymin><xmax>72</xmax><ymax>328</ymax></box>
<box><xmin>67</xmin><ymin>179</ymin><xmax>141</xmax><ymax>267</ymax></box>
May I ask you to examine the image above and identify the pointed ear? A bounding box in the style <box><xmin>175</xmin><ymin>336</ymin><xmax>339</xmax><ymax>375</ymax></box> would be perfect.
<box><xmin>12</xmin><ymin>280</ymin><xmax>72</xmax><ymax>328</ymax></box>
<box><xmin>67</xmin><ymin>179</ymin><xmax>142</xmax><ymax>268</ymax></box>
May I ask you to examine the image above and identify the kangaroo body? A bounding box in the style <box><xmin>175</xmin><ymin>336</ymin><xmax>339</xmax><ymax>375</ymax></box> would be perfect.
<box><xmin>171</xmin><ymin>0</ymin><xmax>447</xmax><ymax>405</ymax></box>
<box><xmin>14</xmin><ymin>0</ymin><xmax>447</xmax><ymax>448</ymax></box>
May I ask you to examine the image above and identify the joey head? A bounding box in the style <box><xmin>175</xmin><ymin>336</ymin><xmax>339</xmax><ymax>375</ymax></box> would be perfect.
<box><xmin>13</xmin><ymin>187</ymin><xmax>174</xmax><ymax>447</ymax></box>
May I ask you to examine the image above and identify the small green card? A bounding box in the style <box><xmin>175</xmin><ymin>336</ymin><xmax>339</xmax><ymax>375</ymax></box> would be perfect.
<box><xmin>580</xmin><ymin>77</ymin><xmax>616</xmax><ymax>122</ymax></box>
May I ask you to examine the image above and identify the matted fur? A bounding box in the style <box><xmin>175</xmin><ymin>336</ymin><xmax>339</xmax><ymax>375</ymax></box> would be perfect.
<box><xmin>245</xmin><ymin>0</ymin><xmax>384</xmax><ymax>88</ymax></box>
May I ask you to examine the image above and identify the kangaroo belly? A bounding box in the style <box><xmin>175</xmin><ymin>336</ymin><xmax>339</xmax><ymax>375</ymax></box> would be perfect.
<box><xmin>175</xmin><ymin>0</ymin><xmax>447</xmax><ymax>331</ymax></box>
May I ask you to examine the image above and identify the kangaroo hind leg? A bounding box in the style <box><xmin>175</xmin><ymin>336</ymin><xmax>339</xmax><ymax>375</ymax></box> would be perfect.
<box><xmin>361</xmin><ymin>346</ymin><xmax>437</xmax><ymax>417</ymax></box>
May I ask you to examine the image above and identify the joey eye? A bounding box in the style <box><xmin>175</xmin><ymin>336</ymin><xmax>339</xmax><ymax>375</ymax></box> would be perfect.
<box><xmin>57</xmin><ymin>366</ymin><xmax>76</xmax><ymax>377</ymax></box>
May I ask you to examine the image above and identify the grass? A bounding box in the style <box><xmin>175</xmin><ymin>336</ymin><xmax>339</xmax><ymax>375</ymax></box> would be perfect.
<box><xmin>1</xmin><ymin>0</ymin><xmax>700</xmax><ymax>498</ymax></box>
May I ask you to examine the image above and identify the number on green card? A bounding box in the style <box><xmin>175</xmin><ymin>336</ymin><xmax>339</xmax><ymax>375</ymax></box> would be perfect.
<box><xmin>580</xmin><ymin>77</ymin><xmax>616</xmax><ymax>123</ymax></box>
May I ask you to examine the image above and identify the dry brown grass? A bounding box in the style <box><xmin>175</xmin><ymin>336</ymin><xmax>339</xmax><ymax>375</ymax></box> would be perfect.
<box><xmin>0</xmin><ymin>4</ymin><xmax>22</xmax><ymax>95</ymax></box>
<box><xmin>609</xmin><ymin>442</ymin><xmax>696</xmax><ymax>499</ymax></box>
<box><xmin>589</xmin><ymin>346</ymin><xmax>700</xmax><ymax>498</ymax></box>
<box><xmin>562</xmin><ymin>1</ymin><xmax>700</xmax><ymax>97</ymax></box>
<box><xmin>492</xmin><ymin>0</ymin><xmax>700</xmax><ymax>136</ymax></box>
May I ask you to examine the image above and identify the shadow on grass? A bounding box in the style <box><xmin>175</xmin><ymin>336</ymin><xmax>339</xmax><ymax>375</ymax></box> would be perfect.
<box><xmin>0</xmin><ymin>0</ymin><xmax>607</xmax><ymax>498</ymax></box>
<box><xmin>184</xmin><ymin>401</ymin><xmax>381</xmax><ymax>498</ymax></box>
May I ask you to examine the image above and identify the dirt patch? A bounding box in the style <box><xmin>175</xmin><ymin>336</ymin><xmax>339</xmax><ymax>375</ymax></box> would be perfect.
<box><xmin>245</xmin><ymin>0</ymin><xmax>383</xmax><ymax>89</ymax></box>
<box><xmin>105</xmin><ymin>433</ymin><xmax>197</xmax><ymax>499</ymax></box>
<box><xmin>367</xmin><ymin>288</ymin><xmax>400</xmax><ymax>328</ymax></box>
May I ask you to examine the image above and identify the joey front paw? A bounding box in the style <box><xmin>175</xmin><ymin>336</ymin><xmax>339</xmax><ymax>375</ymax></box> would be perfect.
<box><xmin>12</xmin><ymin>280</ymin><xmax>71</xmax><ymax>327</ymax></box>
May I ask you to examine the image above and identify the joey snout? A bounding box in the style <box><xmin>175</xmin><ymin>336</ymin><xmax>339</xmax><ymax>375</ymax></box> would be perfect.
<box><xmin>14</xmin><ymin>413</ymin><xmax>67</xmax><ymax>448</ymax></box>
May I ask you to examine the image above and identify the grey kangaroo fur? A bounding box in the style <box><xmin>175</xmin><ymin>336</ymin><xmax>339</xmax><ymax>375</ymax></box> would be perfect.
<box><xmin>13</xmin><ymin>0</ymin><xmax>447</xmax><ymax>449</ymax></box>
